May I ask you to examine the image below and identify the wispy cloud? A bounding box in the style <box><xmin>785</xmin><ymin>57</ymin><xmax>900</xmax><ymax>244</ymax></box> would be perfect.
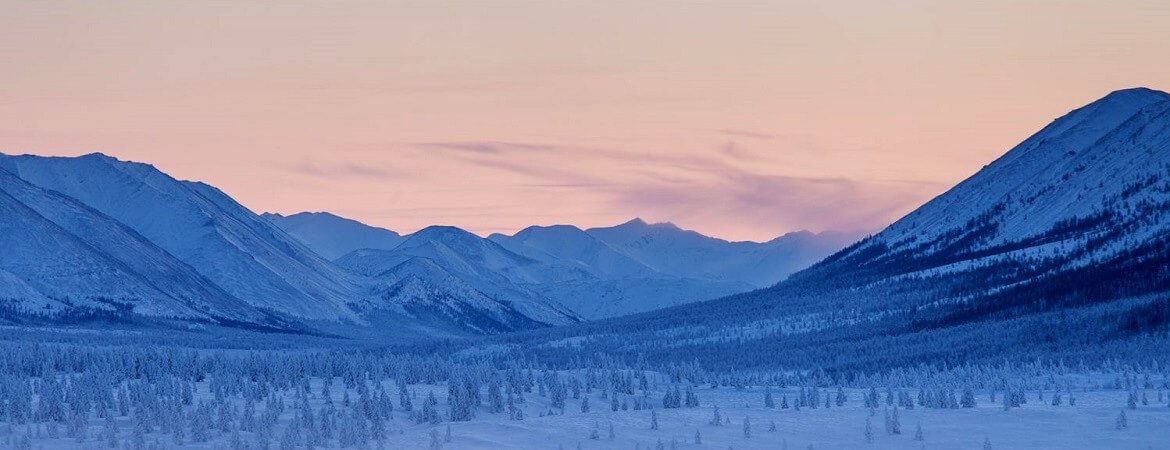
<box><xmin>411</xmin><ymin>141</ymin><xmax>560</xmax><ymax>155</ymax></box>
<box><xmin>399</xmin><ymin>137</ymin><xmax>941</xmax><ymax>236</ymax></box>
<box><xmin>716</xmin><ymin>128</ymin><xmax>777</xmax><ymax>140</ymax></box>
<box><xmin>283</xmin><ymin>162</ymin><xmax>407</xmax><ymax>180</ymax></box>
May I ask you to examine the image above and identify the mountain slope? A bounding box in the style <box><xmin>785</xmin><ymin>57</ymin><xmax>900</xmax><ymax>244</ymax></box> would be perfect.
<box><xmin>0</xmin><ymin>167</ymin><xmax>275</xmax><ymax>325</ymax></box>
<box><xmin>786</xmin><ymin>87</ymin><xmax>1170</xmax><ymax>324</ymax></box>
<box><xmin>337</xmin><ymin>226</ymin><xmax>581</xmax><ymax>325</ymax></box>
<box><xmin>0</xmin><ymin>153</ymin><xmax>368</xmax><ymax>322</ymax></box>
<box><xmin>366</xmin><ymin>257</ymin><xmax>553</xmax><ymax>334</ymax></box>
<box><xmin>263</xmin><ymin>211</ymin><xmax>404</xmax><ymax>260</ymax></box>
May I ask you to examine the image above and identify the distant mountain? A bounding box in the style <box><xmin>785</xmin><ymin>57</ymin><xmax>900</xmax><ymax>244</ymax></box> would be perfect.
<box><xmin>488</xmin><ymin>224</ymin><xmax>753</xmax><ymax>318</ymax></box>
<box><xmin>489</xmin><ymin>224</ymin><xmax>657</xmax><ymax>280</ymax></box>
<box><xmin>492</xmin><ymin>87</ymin><xmax>1170</xmax><ymax>371</ymax></box>
<box><xmin>263</xmin><ymin>211</ymin><xmax>404</xmax><ymax>260</ymax></box>
<box><xmin>328</xmin><ymin>218</ymin><xmax>852</xmax><ymax>319</ymax></box>
<box><xmin>337</xmin><ymin>226</ymin><xmax>581</xmax><ymax>325</ymax></box>
<box><xmin>586</xmin><ymin>218</ymin><xmax>860</xmax><ymax>288</ymax></box>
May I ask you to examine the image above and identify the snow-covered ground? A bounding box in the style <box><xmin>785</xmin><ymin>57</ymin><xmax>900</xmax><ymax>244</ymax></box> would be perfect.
<box><xmin>7</xmin><ymin>381</ymin><xmax>1166</xmax><ymax>449</ymax></box>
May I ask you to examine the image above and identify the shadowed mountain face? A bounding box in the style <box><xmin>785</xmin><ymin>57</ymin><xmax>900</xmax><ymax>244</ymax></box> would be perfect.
<box><xmin>486</xmin><ymin>88</ymin><xmax>1170</xmax><ymax>371</ymax></box>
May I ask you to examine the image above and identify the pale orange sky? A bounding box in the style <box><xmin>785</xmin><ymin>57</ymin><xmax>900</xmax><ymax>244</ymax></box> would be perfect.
<box><xmin>2</xmin><ymin>1</ymin><xmax>1168</xmax><ymax>241</ymax></box>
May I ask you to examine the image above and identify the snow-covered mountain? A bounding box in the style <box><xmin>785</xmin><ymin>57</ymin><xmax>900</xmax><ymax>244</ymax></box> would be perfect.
<box><xmin>586</xmin><ymin>219</ymin><xmax>860</xmax><ymax>288</ymax></box>
<box><xmin>0</xmin><ymin>153</ymin><xmax>367</xmax><ymax>322</ymax></box>
<box><xmin>263</xmin><ymin>211</ymin><xmax>404</xmax><ymax>260</ymax></box>
<box><xmin>338</xmin><ymin>226</ymin><xmax>581</xmax><ymax>325</ymax></box>
<box><xmin>486</xmin><ymin>224</ymin><xmax>755</xmax><ymax>318</ymax></box>
<box><xmin>324</xmin><ymin>216</ymin><xmax>855</xmax><ymax>319</ymax></box>
<box><xmin>779</xmin><ymin>87</ymin><xmax>1170</xmax><ymax>324</ymax></box>
<box><xmin>0</xmin><ymin>166</ymin><xmax>280</xmax><ymax>326</ymax></box>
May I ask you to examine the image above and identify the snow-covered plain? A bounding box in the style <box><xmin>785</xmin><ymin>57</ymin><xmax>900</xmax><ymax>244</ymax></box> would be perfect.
<box><xmin>7</xmin><ymin>380</ymin><xmax>1167</xmax><ymax>450</ymax></box>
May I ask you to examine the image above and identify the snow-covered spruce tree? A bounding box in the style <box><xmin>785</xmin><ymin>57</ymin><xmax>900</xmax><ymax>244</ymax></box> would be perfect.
<box><xmin>398</xmin><ymin>381</ymin><xmax>413</xmax><ymax>412</ymax></box>
<box><xmin>765</xmin><ymin>386</ymin><xmax>775</xmax><ymax>408</ymax></box>
<box><xmin>983</xmin><ymin>435</ymin><xmax>992</xmax><ymax>450</ymax></box>
<box><xmin>961</xmin><ymin>388</ymin><xmax>977</xmax><ymax>408</ymax></box>
<box><xmin>914</xmin><ymin>423</ymin><xmax>923</xmax><ymax>441</ymax></box>
<box><xmin>836</xmin><ymin>387</ymin><xmax>847</xmax><ymax>407</ymax></box>
<box><xmin>685</xmin><ymin>386</ymin><xmax>700</xmax><ymax>408</ymax></box>
<box><xmin>102</xmin><ymin>412</ymin><xmax>118</xmax><ymax>448</ymax></box>
<box><xmin>710</xmin><ymin>406</ymin><xmax>722</xmax><ymax>426</ymax></box>
<box><xmin>419</xmin><ymin>391</ymin><xmax>441</xmax><ymax>425</ymax></box>
<box><xmin>769</xmin><ymin>419</ymin><xmax>777</xmax><ymax>432</ymax></box>
<box><xmin>743</xmin><ymin>416</ymin><xmax>751</xmax><ymax>438</ymax></box>
<box><xmin>694</xmin><ymin>429</ymin><xmax>701</xmax><ymax>444</ymax></box>
<box><xmin>650</xmin><ymin>409</ymin><xmax>659</xmax><ymax>430</ymax></box>
<box><xmin>891</xmin><ymin>407</ymin><xmax>901</xmax><ymax>434</ymax></box>
<box><xmin>488</xmin><ymin>377</ymin><xmax>504</xmax><ymax>414</ymax></box>
<box><xmin>864</xmin><ymin>416</ymin><xmax>874</xmax><ymax>443</ymax></box>
<box><xmin>608</xmin><ymin>422</ymin><xmax>615</xmax><ymax>440</ymax></box>
<box><xmin>1116</xmin><ymin>410</ymin><xmax>1128</xmax><ymax>429</ymax></box>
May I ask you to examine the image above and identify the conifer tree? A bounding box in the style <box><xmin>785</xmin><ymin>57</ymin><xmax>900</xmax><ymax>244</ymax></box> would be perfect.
<box><xmin>961</xmin><ymin>388</ymin><xmax>977</xmax><ymax>408</ymax></box>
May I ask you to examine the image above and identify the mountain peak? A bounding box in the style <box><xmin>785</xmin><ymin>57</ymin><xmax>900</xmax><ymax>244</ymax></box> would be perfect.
<box><xmin>622</xmin><ymin>217</ymin><xmax>648</xmax><ymax>227</ymax></box>
<box><xmin>1100</xmin><ymin>86</ymin><xmax>1170</xmax><ymax>103</ymax></box>
<box><xmin>410</xmin><ymin>225</ymin><xmax>480</xmax><ymax>241</ymax></box>
<box><xmin>614</xmin><ymin>217</ymin><xmax>681</xmax><ymax>231</ymax></box>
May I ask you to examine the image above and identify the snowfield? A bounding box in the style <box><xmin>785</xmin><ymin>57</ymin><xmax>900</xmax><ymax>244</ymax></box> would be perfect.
<box><xmin>5</xmin><ymin>379</ymin><xmax>1167</xmax><ymax>450</ymax></box>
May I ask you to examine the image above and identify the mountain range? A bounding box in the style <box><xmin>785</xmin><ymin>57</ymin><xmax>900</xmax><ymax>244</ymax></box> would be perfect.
<box><xmin>268</xmin><ymin>214</ymin><xmax>856</xmax><ymax>320</ymax></box>
<box><xmin>4</xmin><ymin>86</ymin><xmax>1166</xmax><ymax>356</ymax></box>
<box><xmin>0</xmin><ymin>152</ymin><xmax>853</xmax><ymax>334</ymax></box>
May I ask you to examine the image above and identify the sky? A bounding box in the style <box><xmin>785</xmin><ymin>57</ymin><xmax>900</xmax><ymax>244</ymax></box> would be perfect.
<box><xmin>2</xmin><ymin>1</ymin><xmax>1169</xmax><ymax>241</ymax></box>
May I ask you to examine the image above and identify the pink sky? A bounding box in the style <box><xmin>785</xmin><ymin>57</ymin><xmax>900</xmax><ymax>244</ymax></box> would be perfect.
<box><xmin>2</xmin><ymin>1</ymin><xmax>1169</xmax><ymax>241</ymax></box>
